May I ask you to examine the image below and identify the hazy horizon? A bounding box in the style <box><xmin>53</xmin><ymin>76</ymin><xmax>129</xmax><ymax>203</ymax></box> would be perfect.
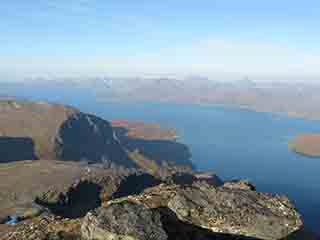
<box><xmin>1</xmin><ymin>1</ymin><xmax>320</xmax><ymax>82</ymax></box>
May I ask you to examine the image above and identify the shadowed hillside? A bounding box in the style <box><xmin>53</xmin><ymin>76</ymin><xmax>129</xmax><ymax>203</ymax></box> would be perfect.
<box><xmin>54</xmin><ymin>113</ymin><xmax>133</xmax><ymax>167</ymax></box>
<box><xmin>0</xmin><ymin>137</ymin><xmax>38</xmax><ymax>163</ymax></box>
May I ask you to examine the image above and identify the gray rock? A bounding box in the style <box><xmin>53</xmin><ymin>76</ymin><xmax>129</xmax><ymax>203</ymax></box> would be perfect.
<box><xmin>167</xmin><ymin>183</ymin><xmax>302</xmax><ymax>240</ymax></box>
<box><xmin>81</xmin><ymin>201</ymin><xmax>168</xmax><ymax>240</ymax></box>
<box><xmin>106</xmin><ymin>183</ymin><xmax>303</xmax><ymax>240</ymax></box>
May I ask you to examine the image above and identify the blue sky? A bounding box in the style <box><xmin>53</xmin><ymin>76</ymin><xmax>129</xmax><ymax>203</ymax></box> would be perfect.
<box><xmin>1</xmin><ymin>1</ymin><xmax>320</xmax><ymax>81</ymax></box>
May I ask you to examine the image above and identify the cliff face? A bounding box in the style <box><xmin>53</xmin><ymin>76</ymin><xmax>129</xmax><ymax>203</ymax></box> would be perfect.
<box><xmin>54</xmin><ymin>113</ymin><xmax>133</xmax><ymax>167</ymax></box>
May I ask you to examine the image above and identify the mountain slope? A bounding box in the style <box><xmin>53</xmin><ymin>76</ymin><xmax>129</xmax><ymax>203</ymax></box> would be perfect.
<box><xmin>0</xmin><ymin>100</ymin><xmax>132</xmax><ymax>167</ymax></box>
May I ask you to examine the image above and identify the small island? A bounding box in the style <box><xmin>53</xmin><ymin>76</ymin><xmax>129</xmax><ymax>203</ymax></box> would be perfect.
<box><xmin>289</xmin><ymin>134</ymin><xmax>320</xmax><ymax>158</ymax></box>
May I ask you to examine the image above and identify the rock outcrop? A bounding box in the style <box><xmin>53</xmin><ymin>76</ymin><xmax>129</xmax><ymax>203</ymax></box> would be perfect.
<box><xmin>93</xmin><ymin>183</ymin><xmax>303</xmax><ymax>240</ymax></box>
<box><xmin>1</xmin><ymin>168</ymin><xmax>305</xmax><ymax>240</ymax></box>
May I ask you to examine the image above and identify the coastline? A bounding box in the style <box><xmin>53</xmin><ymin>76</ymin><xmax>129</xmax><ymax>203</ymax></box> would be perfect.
<box><xmin>97</xmin><ymin>97</ymin><xmax>320</xmax><ymax>122</ymax></box>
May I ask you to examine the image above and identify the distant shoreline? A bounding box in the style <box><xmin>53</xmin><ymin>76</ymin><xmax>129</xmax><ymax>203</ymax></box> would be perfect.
<box><xmin>97</xmin><ymin>97</ymin><xmax>320</xmax><ymax>123</ymax></box>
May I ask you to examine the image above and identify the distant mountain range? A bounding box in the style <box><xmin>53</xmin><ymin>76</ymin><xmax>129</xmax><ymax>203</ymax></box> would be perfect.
<box><xmin>2</xmin><ymin>77</ymin><xmax>320</xmax><ymax>120</ymax></box>
<box><xmin>85</xmin><ymin>77</ymin><xmax>320</xmax><ymax>120</ymax></box>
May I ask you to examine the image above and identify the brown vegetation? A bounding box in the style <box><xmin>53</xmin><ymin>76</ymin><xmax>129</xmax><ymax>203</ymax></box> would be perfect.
<box><xmin>0</xmin><ymin>101</ymin><xmax>77</xmax><ymax>159</ymax></box>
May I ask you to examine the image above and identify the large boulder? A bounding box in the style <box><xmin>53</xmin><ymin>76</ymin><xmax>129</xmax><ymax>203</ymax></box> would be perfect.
<box><xmin>103</xmin><ymin>183</ymin><xmax>303</xmax><ymax>240</ymax></box>
<box><xmin>81</xmin><ymin>201</ymin><xmax>261</xmax><ymax>240</ymax></box>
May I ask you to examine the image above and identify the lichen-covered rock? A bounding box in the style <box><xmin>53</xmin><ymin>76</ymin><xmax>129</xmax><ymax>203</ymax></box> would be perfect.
<box><xmin>81</xmin><ymin>201</ymin><xmax>167</xmax><ymax>240</ymax></box>
<box><xmin>107</xmin><ymin>183</ymin><xmax>303</xmax><ymax>240</ymax></box>
<box><xmin>167</xmin><ymin>183</ymin><xmax>302</xmax><ymax>240</ymax></box>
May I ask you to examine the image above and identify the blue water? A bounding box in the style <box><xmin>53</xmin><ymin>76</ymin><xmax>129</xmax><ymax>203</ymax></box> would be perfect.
<box><xmin>2</xmin><ymin>82</ymin><xmax>320</xmax><ymax>232</ymax></box>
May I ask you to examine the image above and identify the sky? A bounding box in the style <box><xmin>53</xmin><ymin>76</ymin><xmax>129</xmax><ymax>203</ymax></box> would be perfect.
<box><xmin>0</xmin><ymin>0</ymin><xmax>320</xmax><ymax>81</ymax></box>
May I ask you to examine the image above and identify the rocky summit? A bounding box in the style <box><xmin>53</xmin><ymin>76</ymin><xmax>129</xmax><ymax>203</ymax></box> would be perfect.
<box><xmin>1</xmin><ymin>168</ymin><xmax>306</xmax><ymax>240</ymax></box>
<box><xmin>95</xmin><ymin>182</ymin><xmax>303</xmax><ymax>240</ymax></box>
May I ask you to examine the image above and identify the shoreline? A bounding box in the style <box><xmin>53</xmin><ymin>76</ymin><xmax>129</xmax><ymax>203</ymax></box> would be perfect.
<box><xmin>97</xmin><ymin>97</ymin><xmax>320</xmax><ymax>123</ymax></box>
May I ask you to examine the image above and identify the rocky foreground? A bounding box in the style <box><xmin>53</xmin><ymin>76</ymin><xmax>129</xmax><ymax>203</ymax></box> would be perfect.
<box><xmin>83</xmin><ymin>182</ymin><xmax>303</xmax><ymax>240</ymax></box>
<box><xmin>0</xmin><ymin>163</ymin><xmax>305</xmax><ymax>240</ymax></box>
